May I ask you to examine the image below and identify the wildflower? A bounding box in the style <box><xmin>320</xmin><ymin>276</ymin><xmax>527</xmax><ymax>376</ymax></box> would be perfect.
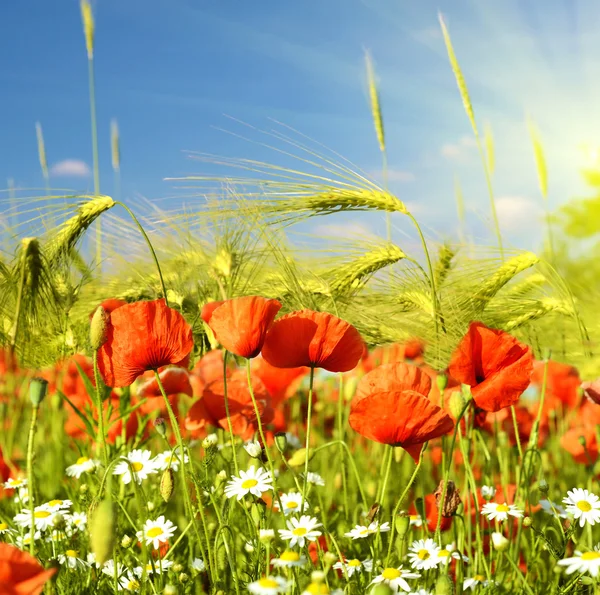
<box><xmin>57</xmin><ymin>549</ymin><xmax>89</xmax><ymax>570</ymax></box>
<box><xmin>0</xmin><ymin>544</ymin><xmax>56</xmax><ymax>592</ymax></box>
<box><xmin>259</xmin><ymin>529</ymin><xmax>275</xmax><ymax>543</ymax></box>
<box><xmin>138</xmin><ymin>516</ymin><xmax>176</xmax><ymax>550</ymax></box>
<box><xmin>349</xmin><ymin>363</ymin><xmax>454</xmax><ymax>462</ymax></box>
<box><xmin>98</xmin><ymin>299</ymin><xmax>193</xmax><ymax>387</ymax></box>
<box><xmin>244</xmin><ymin>440</ymin><xmax>263</xmax><ymax>458</ymax></box>
<box><xmin>113</xmin><ymin>450</ymin><xmax>159</xmax><ymax>485</ymax></box>
<box><xmin>153</xmin><ymin>448</ymin><xmax>189</xmax><ymax>472</ymax></box>
<box><xmin>252</xmin><ymin>356</ymin><xmax>309</xmax><ymax>407</ymax></box>
<box><xmin>345</xmin><ymin>521</ymin><xmax>390</xmax><ymax>539</ymax></box>
<box><xmin>275</xmin><ymin>492</ymin><xmax>310</xmax><ymax>515</ymax></box>
<box><xmin>42</xmin><ymin>499</ymin><xmax>72</xmax><ymax>513</ymax></box>
<box><xmin>540</xmin><ymin>499</ymin><xmax>569</xmax><ymax>518</ymax></box>
<box><xmin>409</xmin><ymin>514</ymin><xmax>423</xmax><ymax>527</ymax></box>
<box><xmin>3</xmin><ymin>477</ymin><xmax>27</xmax><ymax>490</ymax></box>
<box><xmin>191</xmin><ymin>558</ymin><xmax>206</xmax><ymax>572</ymax></box>
<box><xmin>0</xmin><ymin>522</ymin><xmax>13</xmax><ymax>535</ymax></box>
<box><xmin>133</xmin><ymin>559</ymin><xmax>174</xmax><ymax>576</ymax></box>
<box><xmin>119</xmin><ymin>572</ymin><xmax>141</xmax><ymax>591</ymax></box>
<box><xmin>14</xmin><ymin>505</ymin><xmax>59</xmax><ymax>531</ymax></box>
<box><xmin>66</xmin><ymin>456</ymin><xmax>99</xmax><ymax>478</ymax></box>
<box><xmin>369</xmin><ymin>566</ymin><xmax>420</xmax><ymax>593</ymax></box>
<box><xmin>247</xmin><ymin>576</ymin><xmax>289</xmax><ymax>595</ymax></box>
<box><xmin>463</xmin><ymin>575</ymin><xmax>489</xmax><ymax>590</ymax></box>
<box><xmin>224</xmin><ymin>466</ymin><xmax>273</xmax><ymax>500</ymax></box>
<box><xmin>558</xmin><ymin>547</ymin><xmax>600</xmax><ymax>576</ymax></box>
<box><xmin>101</xmin><ymin>559</ymin><xmax>126</xmax><ymax>578</ymax></box>
<box><xmin>66</xmin><ymin>512</ymin><xmax>87</xmax><ymax>532</ymax></box>
<box><xmin>302</xmin><ymin>583</ymin><xmax>331</xmax><ymax>594</ymax></box>
<box><xmin>481</xmin><ymin>485</ymin><xmax>496</xmax><ymax>500</ymax></box>
<box><xmin>481</xmin><ymin>502</ymin><xmax>523</xmax><ymax>522</ymax></box>
<box><xmin>262</xmin><ymin>309</ymin><xmax>364</xmax><ymax>373</ymax></box>
<box><xmin>202</xmin><ymin>296</ymin><xmax>282</xmax><ymax>359</ymax></box>
<box><xmin>333</xmin><ymin>558</ymin><xmax>373</xmax><ymax>577</ymax></box>
<box><xmin>137</xmin><ymin>367</ymin><xmax>193</xmax><ymax>415</ymax></box>
<box><xmin>408</xmin><ymin>538</ymin><xmax>442</xmax><ymax>570</ymax></box>
<box><xmin>491</xmin><ymin>532</ymin><xmax>510</xmax><ymax>551</ymax></box>
<box><xmin>272</xmin><ymin>551</ymin><xmax>308</xmax><ymax>568</ymax></box>
<box><xmin>303</xmin><ymin>472</ymin><xmax>325</xmax><ymax>487</ymax></box>
<box><xmin>583</xmin><ymin>379</ymin><xmax>600</xmax><ymax>405</ymax></box>
<box><xmin>279</xmin><ymin>515</ymin><xmax>322</xmax><ymax>548</ymax></box>
<box><xmin>563</xmin><ymin>488</ymin><xmax>600</xmax><ymax>527</ymax></box>
<box><xmin>448</xmin><ymin>321</ymin><xmax>533</xmax><ymax>412</ymax></box>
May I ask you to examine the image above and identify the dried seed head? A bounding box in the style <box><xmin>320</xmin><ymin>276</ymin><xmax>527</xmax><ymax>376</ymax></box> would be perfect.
<box><xmin>434</xmin><ymin>480</ymin><xmax>462</xmax><ymax>518</ymax></box>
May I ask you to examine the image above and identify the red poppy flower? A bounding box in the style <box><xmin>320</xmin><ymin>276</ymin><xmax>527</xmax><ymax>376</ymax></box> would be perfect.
<box><xmin>531</xmin><ymin>360</ymin><xmax>581</xmax><ymax>409</ymax></box>
<box><xmin>201</xmin><ymin>300</ymin><xmax>225</xmax><ymax>324</ymax></box>
<box><xmin>583</xmin><ymin>379</ymin><xmax>600</xmax><ymax>405</ymax></box>
<box><xmin>136</xmin><ymin>367</ymin><xmax>193</xmax><ymax>416</ymax></box>
<box><xmin>0</xmin><ymin>543</ymin><xmax>56</xmax><ymax>595</ymax></box>
<box><xmin>349</xmin><ymin>390</ymin><xmax>454</xmax><ymax>462</ymax></box>
<box><xmin>90</xmin><ymin>298</ymin><xmax>127</xmax><ymax>319</ymax></box>
<box><xmin>252</xmin><ymin>357</ymin><xmax>308</xmax><ymax>407</ymax></box>
<box><xmin>363</xmin><ymin>340</ymin><xmax>425</xmax><ymax>371</ymax></box>
<box><xmin>561</xmin><ymin>425</ymin><xmax>599</xmax><ymax>465</ymax></box>
<box><xmin>98</xmin><ymin>299</ymin><xmax>193</xmax><ymax>388</ymax></box>
<box><xmin>448</xmin><ymin>322</ymin><xmax>533</xmax><ymax>412</ymax></box>
<box><xmin>354</xmin><ymin>363</ymin><xmax>432</xmax><ymax>404</ymax></box>
<box><xmin>202</xmin><ymin>296</ymin><xmax>282</xmax><ymax>359</ymax></box>
<box><xmin>262</xmin><ymin>310</ymin><xmax>364</xmax><ymax>372</ymax></box>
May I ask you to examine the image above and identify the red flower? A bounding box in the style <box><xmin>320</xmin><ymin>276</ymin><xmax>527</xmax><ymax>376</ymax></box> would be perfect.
<box><xmin>262</xmin><ymin>310</ymin><xmax>363</xmax><ymax>372</ymax></box>
<box><xmin>0</xmin><ymin>543</ymin><xmax>56</xmax><ymax>595</ymax></box>
<box><xmin>136</xmin><ymin>367</ymin><xmax>193</xmax><ymax>416</ymax></box>
<box><xmin>531</xmin><ymin>360</ymin><xmax>581</xmax><ymax>409</ymax></box>
<box><xmin>98</xmin><ymin>299</ymin><xmax>193</xmax><ymax>388</ymax></box>
<box><xmin>252</xmin><ymin>357</ymin><xmax>308</xmax><ymax>407</ymax></box>
<box><xmin>201</xmin><ymin>300</ymin><xmax>225</xmax><ymax>324</ymax></box>
<box><xmin>354</xmin><ymin>363</ymin><xmax>432</xmax><ymax>404</ymax></box>
<box><xmin>202</xmin><ymin>296</ymin><xmax>281</xmax><ymax>359</ymax></box>
<box><xmin>561</xmin><ymin>425</ymin><xmax>598</xmax><ymax>465</ymax></box>
<box><xmin>90</xmin><ymin>298</ymin><xmax>127</xmax><ymax>319</ymax></box>
<box><xmin>583</xmin><ymin>379</ymin><xmax>600</xmax><ymax>405</ymax></box>
<box><xmin>448</xmin><ymin>322</ymin><xmax>533</xmax><ymax>412</ymax></box>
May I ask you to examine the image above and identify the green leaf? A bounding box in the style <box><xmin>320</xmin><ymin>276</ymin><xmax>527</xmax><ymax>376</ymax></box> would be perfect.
<box><xmin>58</xmin><ymin>389</ymin><xmax>96</xmax><ymax>438</ymax></box>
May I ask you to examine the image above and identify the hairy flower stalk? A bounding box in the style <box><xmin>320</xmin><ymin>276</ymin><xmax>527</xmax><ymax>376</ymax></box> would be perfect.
<box><xmin>222</xmin><ymin>351</ymin><xmax>239</xmax><ymax>474</ymax></box>
<box><xmin>301</xmin><ymin>366</ymin><xmax>316</xmax><ymax>509</ymax></box>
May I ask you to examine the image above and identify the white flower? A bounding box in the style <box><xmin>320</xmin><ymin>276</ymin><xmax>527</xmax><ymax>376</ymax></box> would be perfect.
<box><xmin>152</xmin><ymin>448</ymin><xmax>189</xmax><ymax>472</ymax></box>
<box><xmin>491</xmin><ymin>532</ymin><xmax>509</xmax><ymax>552</ymax></box>
<box><xmin>272</xmin><ymin>551</ymin><xmax>307</xmax><ymax>568</ymax></box>
<box><xmin>14</xmin><ymin>505</ymin><xmax>58</xmax><ymax>531</ymax></box>
<box><xmin>408</xmin><ymin>538</ymin><xmax>442</xmax><ymax>570</ymax></box>
<box><xmin>42</xmin><ymin>499</ymin><xmax>72</xmax><ymax>513</ymax></box>
<box><xmin>15</xmin><ymin>530</ymin><xmax>40</xmax><ymax>549</ymax></box>
<box><xmin>57</xmin><ymin>549</ymin><xmax>88</xmax><ymax>570</ymax></box>
<box><xmin>463</xmin><ymin>575</ymin><xmax>489</xmax><ymax>590</ymax></box>
<box><xmin>191</xmin><ymin>558</ymin><xmax>206</xmax><ymax>572</ymax></box>
<box><xmin>563</xmin><ymin>488</ymin><xmax>600</xmax><ymax>527</ymax></box>
<box><xmin>3</xmin><ymin>477</ymin><xmax>27</xmax><ymax>490</ymax></box>
<box><xmin>0</xmin><ymin>521</ymin><xmax>13</xmax><ymax>535</ymax></box>
<box><xmin>101</xmin><ymin>559</ymin><xmax>126</xmax><ymax>578</ymax></box>
<box><xmin>438</xmin><ymin>543</ymin><xmax>469</xmax><ymax>564</ymax></box>
<box><xmin>345</xmin><ymin>520</ymin><xmax>390</xmax><ymax>539</ymax></box>
<box><xmin>113</xmin><ymin>450</ymin><xmax>159</xmax><ymax>485</ymax></box>
<box><xmin>275</xmin><ymin>492</ymin><xmax>310</xmax><ymax>516</ymax></box>
<box><xmin>224</xmin><ymin>466</ymin><xmax>273</xmax><ymax>500</ymax></box>
<box><xmin>481</xmin><ymin>485</ymin><xmax>496</xmax><ymax>500</ymax></box>
<box><xmin>14</xmin><ymin>487</ymin><xmax>29</xmax><ymax>505</ymax></box>
<box><xmin>285</xmin><ymin>432</ymin><xmax>302</xmax><ymax>449</ymax></box>
<box><xmin>303</xmin><ymin>472</ymin><xmax>325</xmax><ymax>486</ymax></box>
<box><xmin>66</xmin><ymin>512</ymin><xmax>87</xmax><ymax>531</ymax></box>
<box><xmin>333</xmin><ymin>558</ymin><xmax>373</xmax><ymax>577</ymax></box>
<box><xmin>119</xmin><ymin>572</ymin><xmax>141</xmax><ymax>591</ymax></box>
<box><xmin>66</xmin><ymin>456</ymin><xmax>99</xmax><ymax>478</ymax></box>
<box><xmin>279</xmin><ymin>515</ymin><xmax>322</xmax><ymax>548</ymax></box>
<box><xmin>540</xmin><ymin>499</ymin><xmax>569</xmax><ymax>519</ymax></box>
<box><xmin>244</xmin><ymin>440</ymin><xmax>263</xmax><ymax>458</ymax></box>
<box><xmin>558</xmin><ymin>547</ymin><xmax>600</xmax><ymax>577</ymax></box>
<box><xmin>369</xmin><ymin>566</ymin><xmax>421</xmax><ymax>593</ymax></box>
<box><xmin>409</xmin><ymin>514</ymin><xmax>422</xmax><ymax>527</ymax></box>
<box><xmin>481</xmin><ymin>502</ymin><xmax>523</xmax><ymax>522</ymax></box>
<box><xmin>134</xmin><ymin>559</ymin><xmax>173</xmax><ymax>576</ymax></box>
<box><xmin>259</xmin><ymin>529</ymin><xmax>275</xmax><ymax>543</ymax></box>
<box><xmin>248</xmin><ymin>576</ymin><xmax>289</xmax><ymax>595</ymax></box>
<box><xmin>137</xmin><ymin>516</ymin><xmax>176</xmax><ymax>550</ymax></box>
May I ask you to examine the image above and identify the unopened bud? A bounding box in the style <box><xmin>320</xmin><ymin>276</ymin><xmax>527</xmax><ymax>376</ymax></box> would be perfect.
<box><xmin>334</xmin><ymin>473</ymin><xmax>342</xmax><ymax>490</ymax></box>
<box><xmin>121</xmin><ymin>534</ymin><xmax>132</xmax><ymax>548</ymax></box>
<box><xmin>172</xmin><ymin>563</ymin><xmax>183</xmax><ymax>573</ymax></box>
<box><xmin>311</xmin><ymin>570</ymin><xmax>326</xmax><ymax>583</ymax></box>
<box><xmin>436</xmin><ymin>373</ymin><xmax>448</xmax><ymax>394</ymax></box>
<box><xmin>449</xmin><ymin>390</ymin><xmax>467</xmax><ymax>420</ymax></box>
<box><xmin>274</xmin><ymin>432</ymin><xmax>287</xmax><ymax>453</ymax></box>
<box><xmin>179</xmin><ymin>573</ymin><xmax>189</xmax><ymax>583</ymax></box>
<box><xmin>90</xmin><ymin>499</ymin><xmax>116</xmax><ymax>565</ymax></box>
<box><xmin>371</xmin><ymin>586</ymin><xmax>394</xmax><ymax>595</ymax></box>
<box><xmin>395</xmin><ymin>513</ymin><xmax>411</xmax><ymax>537</ymax></box>
<box><xmin>163</xmin><ymin>586</ymin><xmax>177</xmax><ymax>595</ymax></box>
<box><xmin>90</xmin><ymin>306</ymin><xmax>109</xmax><ymax>350</ymax></box>
<box><xmin>491</xmin><ymin>531</ymin><xmax>509</xmax><ymax>551</ymax></box>
<box><xmin>538</xmin><ymin>479</ymin><xmax>549</xmax><ymax>494</ymax></box>
<box><xmin>522</xmin><ymin>516</ymin><xmax>532</xmax><ymax>527</ymax></box>
<box><xmin>323</xmin><ymin>552</ymin><xmax>337</xmax><ymax>566</ymax></box>
<box><xmin>147</xmin><ymin>501</ymin><xmax>155</xmax><ymax>512</ymax></box>
<box><xmin>52</xmin><ymin>513</ymin><xmax>65</xmax><ymax>529</ymax></box>
<box><xmin>244</xmin><ymin>440</ymin><xmax>262</xmax><ymax>458</ymax></box>
<box><xmin>79</xmin><ymin>483</ymin><xmax>89</xmax><ymax>494</ymax></box>
<box><xmin>29</xmin><ymin>377</ymin><xmax>48</xmax><ymax>407</ymax></box>
<box><xmin>435</xmin><ymin>573</ymin><xmax>455</xmax><ymax>594</ymax></box>
<box><xmin>202</xmin><ymin>434</ymin><xmax>218</xmax><ymax>449</ymax></box>
<box><xmin>154</xmin><ymin>417</ymin><xmax>167</xmax><ymax>437</ymax></box>
<box><xmin>259</xmin><ymin>529</ymin><xmax>274</xmax><ymax>543</ymax></box>
<box><xmin>160</xmin><ymin>468</ymin><xmax>175</xmax><ymax>502</ymax></box>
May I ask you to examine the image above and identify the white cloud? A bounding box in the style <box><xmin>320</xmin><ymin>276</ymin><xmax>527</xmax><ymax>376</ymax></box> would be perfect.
<box><xmin>495</xmin><ymin>196</ymin><xmax>543</xmax><ymax>232</ymax></box>
<box><xmin>50</xmin><ymin>159</ymin><xmax>91</xmax><ymax>177</ymax></box>
<box><xmin>441</xmin><ymin>135</ymin><xmax>477</xmax><ymax>161</ymax></box>
<box><xmin>313</xmin><ymin>222</ymin><xmax>375</xmax><ymax>238</ymax></box>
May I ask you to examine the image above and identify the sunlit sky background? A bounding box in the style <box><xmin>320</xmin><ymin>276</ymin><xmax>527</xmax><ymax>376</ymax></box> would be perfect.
<box><xmin>1</xmin><ymin>0</ymin><xmax>600</xmax><ymax>252</ymax></box>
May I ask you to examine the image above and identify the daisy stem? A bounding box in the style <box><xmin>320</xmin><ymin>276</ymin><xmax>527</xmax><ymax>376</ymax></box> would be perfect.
<box><xmin>223</xmin><ymin>351</ymin><xmax>239</xmax><ymax>474</ymax></box>
<box><xmin>302</xmin><ymin>366</ymin><xmax>316</xmax><ymax>509</ymax></box>
<box><xmin>378</xmin><ymin>446</ymin><xmax>394</xmax><ymax>509</ymax></box>
<box><xmin>26</xmin><ymin>402</ymin><xmax>39</xmax><ymax>556</ymax></box>
<box><xmin>503</xmin><ymin>552</ymin><xmax>535</xmax><ymax>595</ymax></box>
<box><xmin>92</xmin><ymin>351</ymin><xmax>108</xmax><ymax>469</ymax></box>
<box><xmin>336</xmin><ymin>372</ymin><xmax>349</xmax><ymax>517</ymax></box>
<box><xmin>510</xmin><ymin>405</ymin><xmax>523</xmax><ymax>461</ymax></box>
<box><xmin>385</xmin><ymin>443</ymin><xmax>426</xmax><ymax>566</ymax></box>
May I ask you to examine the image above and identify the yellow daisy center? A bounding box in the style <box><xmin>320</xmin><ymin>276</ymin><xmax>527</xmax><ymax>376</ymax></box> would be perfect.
<box><xmin>66</xmin><ymin>550</ymin><xmax>78</xmax><ymax>558</ymax></box>
<box><xmin>410</xmin><ymin>515</ymin><xmax>419</xmax><ymax>520</ymax></box>
<box><xmin>359</xmin><ymin>528</ymin><xmax>369</xmax><ymax>535</ymax></box>
<box><xmin>127</xmin><ymin>580</ymin><xmax>140</xmax><ymax>590</ymax></box>
<box><xmin>241</xmin><ymin>479</ymin><xmax>258</xmax><ymax>489</ymax></box>
<box><xmin>438</xmin><ymin>549</ymin><xmax>450</xmax><ymax>557</ymax></box>
<box><xmin>258</xmin><ymin>578</ymin><xmax>279</xmax><ymax>588</ymax></box>
<box><xmin>292</xmin><ymin>527</ymin><xmax>307</xmax><ymax>536</ymax></box>
<box><xmin>0</xmin><ymin>523</ymin><xmax>7</xmax><ymax>530</ymax></box>
<box><xmin>285</xmin><ymin>501</ymin><xmax>298</xmax><ymax>509</ymax></box>
<box><xmin>132</xmin><ymin>462</ymin><xmax>144</xmax><ymax>472</ymax></box>
<box><xmin>382</xmin><ymin>568</ymin><xmax>401</xmax><ymax>580</ymax></box>
<box><xmin>496</xmin><ymin>504</ymin><xmax>509</xmax><ymax>513</ymax></box>
<box><xmin>48</xmin><ymin>500</ymin><xmax>63</xmax><ymax>507</ymax></box>
<box><xmin>147</xmin><ymin>527</ymin><xmax>164</xmax><ymax>538</ymax></box>
<box><xmin>76</xmin><ymin>456</ymin><xmax>89</xmax><ymax>465</ymax></box>
<box><xmin>280</xmin><ymin>551</ymin><xmax>300</xmax><ymax>562</ymax></box>
<box><xmin>417</xmin><ymin>548</ymin><xmax>430</xmax><ymax>560</ymax></box>
<box><xmin>577</xmin><ymin>501</ymin><xmax>593</xmax><ymax>512</ymax></box>
<box><xmin>348</xmin><ymin>559</ymin><xmax>361</xmax><ymax>567</ymax></box>
<box><xmin>582</xmin><ymin>552</ymin><xmax>600</xmax><ymax>560</ymax></box>
<box><xmin>34</xmin><ymin>511</ymin><xmax>51</xmax><ymax>519</ymax></box>
<box><xmin>474</xmin><ymin>574</ymin><xmax>486</xmax><ymax>581</ymax></box>
<box><xmin>305</xmin><ymin>584</ymin><xmax>329</xmax><ymax>594</ymax></box>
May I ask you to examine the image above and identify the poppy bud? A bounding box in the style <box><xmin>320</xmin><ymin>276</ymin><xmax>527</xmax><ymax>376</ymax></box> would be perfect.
<box><xmin>243</xmin><ymin>440</ymin><xmax>262</xmax><ymax>458</ymax></box>
<box><xmin>323</xmin><ymin>552</ymin><xmax>337</xmax><ymax>566</ymax></box>
<box><xmin>121</xmin><ymin>534</ymin><xmax>132</xmax><ymax>548</ymax></box>
<box><xmin>202</xmin><ymin>434</ymin><xmax>218</xmax><ymax>449</ymax></box>
<box><xmin>436</xmin><ymin>373</ymin><xmax>448</xmax><ymax>393</ymax></box>
<box><xmin>449</xmin><ymin>390</ymin><xmax>467</xmax><ymax>421</ymax></box>
<box><xmin>334</xmin><ymin>473</ymin><xmax>342</xmax><ymax>490</ymax></box>
<box><xmin>147</xmin><ymin>501</ymin><xmax>155</xmax><ymax>512</ymax></box>
<box><xmin>52</xmin><ymin>513</ymin><xmax>65</xmax><ymax>529</ymax></box>
<box><xmin>538</xmin><ymin>479</ymin><xmax>549</xmax><ymax>494</ymax></box>
<box><xmin>371</xmin><ymin>585</ymin><xmax>394</xmax><ymax>595</ymax></box>
<box><xmin>435</xmin><ymin>574</ymin><xmax>455</xmax><ymax>594</ymax></box>
<box><xmin>274</xmin><ymin>433</ymin><xmax>287</xmax><ymax>453</ymax></box>
<box><xmin>311</xmin><ymin>570</ymin><xmax>326</xmax><ymax>583</ymax></box>
<box><xmin>29</xmin><ymin>377</ymin><xmax>48</xmax><ymax>407</ymax></box>
<box><xmin>160</xmin><ymin>468</ymin><xmax>175</xmax><ymax>502</ymax></box>
<box><xmin>491</xmin><ymin>531</ymin><xmax>509</xmax><ymax>551</ymax></box>
<box><xmin>394</xmin><ymin>513</ymin><xmax>410</xmax><ymax>537</ymax></box>
<box><xmin>90</xmin><ymin>306</ymin><xmax>109</xmax><ymax>350</ymax></box>
<box><xmin>90</xmin><ymin>499</ymin><xmax>116</xmax><ymax>565</ymax></box>
<box><xmin>250</xmin><ymin>503</ymin><xmax>264</xmax><ymax>526</ymax></box>
<box><xmin>154</xmin><ymin>417</ymin><xmax>167</xmax><ymax>437</ymax></box>
<box><xmin>522</xmin><ymin>516</ymin><xmax>532</xmax><ymax>527</ymax></box>
<box><xmin>163</xmin><ymin>586</ymin><xmax>177</xmax><ymax>595</ymax></box>
<box><xmin>179</xmin><ymin>573</ymin><xmax>189</xmax><ymax>583</ymax></box>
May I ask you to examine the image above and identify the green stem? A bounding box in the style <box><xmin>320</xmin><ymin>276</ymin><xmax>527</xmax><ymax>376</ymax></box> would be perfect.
<box><xmin>223</xmin><ymin>351</ymin><xmax>239</xmax><ymax>474</ymax></box>
<box><xmin>116</xmin><ymin>202</ymin><xmax>168</xmax><ymax>304</ymax></box>
<box><xmin>510</xmin><ymin>405</ymin><xmax>523</xmax><ymax>461</ymax></box>
<box><xmin>336</xmin><ymin>373</ymin><xmax>348</xmax><ymax>516</ymax></box>
<box><xmin>92</xmin><ymin>351</ymin><xmax>108</xmax><ymax>468</ymax></box>
<box><xmin>503</xmin><ymin>552</ymin><xmax>535</xmax><ymax>595</ymax></box>
<box><xmin>26</xmin><ymin>404</ymin><xmax>39</xmax><ymax>556</ymax></box>
<box><xmin>378</xmin><ymin>446</ymin><xmax>394</xmax><ymax>509</ymax></box>
<box><xmin>302</xmin><ymin>367</ymin><xmax>316</xmax><ymax>508</ymax></box>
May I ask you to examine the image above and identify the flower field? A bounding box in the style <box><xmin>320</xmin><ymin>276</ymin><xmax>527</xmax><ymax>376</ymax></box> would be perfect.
<box><xmin>3</xmin><ymin>3</ymin><xmax>600</xmax><ymax>595</ymax></box>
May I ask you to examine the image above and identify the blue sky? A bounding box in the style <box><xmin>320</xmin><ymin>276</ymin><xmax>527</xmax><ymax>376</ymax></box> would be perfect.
<box><xmin>1</xmin><ymin>0</ymin><xmax>600</xmax><ymax>253</ymax></box>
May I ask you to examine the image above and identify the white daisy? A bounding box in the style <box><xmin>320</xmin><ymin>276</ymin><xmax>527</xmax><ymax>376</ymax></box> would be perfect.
<box><xmin>248</xmin><ymin>576</ymin><xmax>289</xmax><ymax>595</ymax></box>
<box><xmin>14</xmin><ymin>487</ymin><xmax>29</xmax><ymax>505</ymax></box>
<box><xmin>66</xmin><ymin>456</ymin><xmax>99</xmax><ymax>478</ymax></box>
<box><xmin>3</xmin><ymin>477</ymin><xmax>27</xmax><ymax>490</ymax></box>
<box><xmin>15</xmin><ymin>530</ymin><xmax>40</xmax><ymax>549</ymax></box>
<box><xmin>113</xmin><ymin>450</ymin><xmax>159</xmax><ymax>485</ymax></box>
<box><xmin>66</xmin><ymin>512</ymin><xmax>87</xmax><ymax>532</ymax></box>
<box><xmin>244</xmin><ymin>440</ymin><xmax>263</xmax><ymax>458</ymax></box>
<box><xmin>119</xmin><ymin>572</ymin><xmax>141</xmax><ymax>591</ymax></box>
<box><xmin>57</xmin><ymin>549</ymin><xmax>89</xmax><ymax>570</ymax></box>
<box><xmin>42</xmin><ymin>499</ymin><xmax>72</xmax><ymax>513</ymax></box>
<box><xmin>272</xmin><ymin>551</ymin><xmax>307</xmax><ymax>568</ymax></box>
<box><xmin>344</xmin><ymin>520</ymin><xmax>390</xmax><ymax>539</ymax></box>
<box><xmin>481</xmin><ymin>485</ymin><xmax>497</xmax><ymax>500</ymax></box>
<box><xmin>303</xmin><ymin>472</ymin><xmax>325</xmax><ymax>487</ymax></box>
<box><xmin>558</xmin><ymin>547</ymin><xmax>600</xmax><ymax>577</ymax></box>
<box><xmin>191</xmin><ymin>558</ymin><xmax>206</xmax><ymax>572</ymax></box>
<box><xmin>14</xmin><ymin>505</ymin><xmax>58</xmax><ymax>531</ymax></box>
<box><xmin>224</xmin><ymin>466</ymin><xmax>273</xmax><ymax>500</ymax></box>
<box><xmin>481</xmin><ymin>502</ymin><xmax>523</xmax><ymax>522</ymax></box>
<box><xmin>333</xmin><ymin>558</ymin><xmax>373</xmax><ymax>577</ymax></box>
<box><xmin>409</xmin><ymin>514</ymin><xmax>423</xmax><ymax>527</ymax></box>
<box><xmin>134</xmin><ymin>559</ymin><xmax>174</xmax><ymax>576</ymax></box>
<box><xmin>152</xmin><ymin>448</ymin><xmax>189</xmax><ymax>472</ymax></box>
<box><xmin>279</xmin><ymin>515</ymin><xmax>322</xmax><ymax>548</ymax></box>
<box><xmin>275</xmin><ymin>492</ymin><xmax>310</xmax><ymax>516</ymax></box>
<box><xmin>101</xmin><ymin>559</ymin><xmax>126</xmax><ymax>578</ymax></box>
<box><xmin>540</xmin><ymin>499</ymin><xmax>569</xmax><ymax>519</ymax></box>
<box><xmin>369</xmin><ymin>566</ymin><xmax>421</xmax><ymax>593</ymax></box>
<box><xmin>439</xmin><ymin>543</ymin><xmax>469</xmax><ymax>564</ymax></box>
<box><xmin>0</xmin><ymin>521</ymin><xmax>13</xmax><ymax>535</ymax></box>
<box><xmin>408</xmin><ymin>538</ymin><xmax>442</xmax><ymax>570</ymax></box>
<box><xmin>463</xmin><ymin>574</ymin><xmax>489</xmax><ymax>590</ymax></box>
<box><xmin>563</xmin><ymin>489</ymin><xmax>600</xmax><ymax>527</ymax></box>
<box><xmin>137</xmin><ymin>516</ymin><xmax>176</xmax><ymax>550</ymax></box>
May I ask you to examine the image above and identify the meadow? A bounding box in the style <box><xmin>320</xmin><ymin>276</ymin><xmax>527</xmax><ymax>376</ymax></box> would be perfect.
<box><xmin>2</xmin><ymin>3</ymin><xmax>600</xmax><ymax>595</ymax></box>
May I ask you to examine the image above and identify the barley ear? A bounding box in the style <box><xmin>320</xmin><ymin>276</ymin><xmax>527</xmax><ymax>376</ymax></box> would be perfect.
<box><xmin>365</xmin><ymin>51</ymin><xmax>385</xmax><ymax>154</ymax></box>
<box><xmin>80</xmin><ymin>0</ymin><xmax>95</xmax><ymax>60</ymax></box>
